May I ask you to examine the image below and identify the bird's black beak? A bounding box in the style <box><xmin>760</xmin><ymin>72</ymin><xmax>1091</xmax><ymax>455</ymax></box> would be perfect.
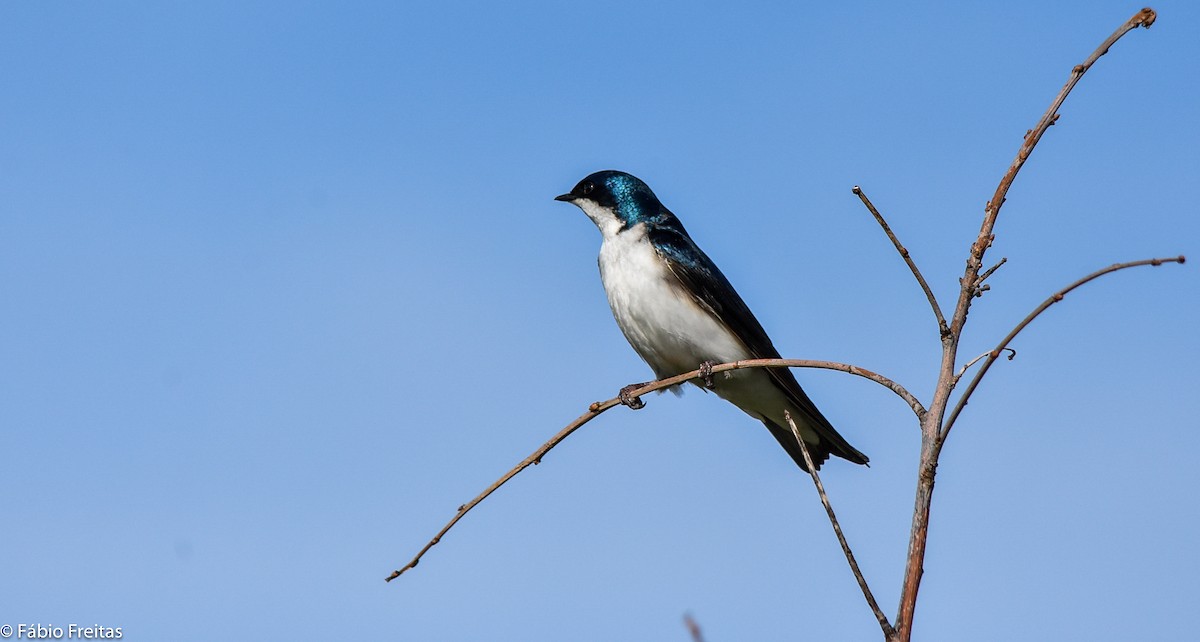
<box><xmin>554</xmin><ymin>193</ymin><xmax>576</xmax><ymax>202</ymax></box>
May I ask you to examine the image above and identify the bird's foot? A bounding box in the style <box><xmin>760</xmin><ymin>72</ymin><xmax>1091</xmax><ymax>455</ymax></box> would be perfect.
<box><xmin>698</xmin><ymin>360</ymin><xmax>717</xmax><ymax>389</ymax></box>
<box><xmin>618</xmin><ymin>383</ymin><xmax>648</xmax><ymax>410</ymax></box>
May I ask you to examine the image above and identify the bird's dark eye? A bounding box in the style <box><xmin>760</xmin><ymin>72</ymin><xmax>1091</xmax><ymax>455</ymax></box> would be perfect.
<box><xmin>581</xmin><ymin>181</ymin><xmax>595</xmax><ymax>195</ymax></box>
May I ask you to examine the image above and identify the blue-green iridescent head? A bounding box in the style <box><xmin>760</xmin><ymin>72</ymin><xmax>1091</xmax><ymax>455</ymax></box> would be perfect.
<box><xmin>555</xmin><ymin>170</ymin><xmax>672</xmax><ymax>229</ymax></box>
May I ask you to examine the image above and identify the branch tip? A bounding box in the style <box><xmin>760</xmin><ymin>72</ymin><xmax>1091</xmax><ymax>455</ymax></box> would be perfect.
<box><xmin>1140</xmin><ymin>7</ymin><xmax>1156</xmax><ymax>28</ymax></box>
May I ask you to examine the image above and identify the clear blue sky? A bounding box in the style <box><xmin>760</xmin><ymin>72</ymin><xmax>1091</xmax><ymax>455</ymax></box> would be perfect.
<box><xmin>2</xmin><ymin>2</ymin><xmax>1196</xmax><ymax>640</ymax></box>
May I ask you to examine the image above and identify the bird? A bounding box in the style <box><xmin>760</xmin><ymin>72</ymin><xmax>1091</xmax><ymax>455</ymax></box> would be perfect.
<box><xmin>555</xmin><ymin>170</ymin><xmax>868</xmax><ymax>471</ymax></box>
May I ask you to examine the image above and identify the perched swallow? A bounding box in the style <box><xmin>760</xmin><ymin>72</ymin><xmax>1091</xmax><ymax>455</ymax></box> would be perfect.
<box><xmin>556</xmin><ymin>170</ymin><xmax>867</xmax><ymax>471</ymax></box>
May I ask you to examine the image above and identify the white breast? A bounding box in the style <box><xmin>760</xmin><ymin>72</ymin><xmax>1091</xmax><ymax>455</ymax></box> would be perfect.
<box><xmin>596</xmin><ymin>223</ymin><xmax>751</xmax><ymax>379</ymax></box>
<box><xmin>577</xmin><ymin>205</ymin><xmax>808</xmax><ymax>436</ymax></box>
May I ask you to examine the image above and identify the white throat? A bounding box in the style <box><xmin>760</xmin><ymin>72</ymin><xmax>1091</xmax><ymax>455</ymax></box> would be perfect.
<box><xmin>574</xmin><ymin>198</ymin><xmax>626</xmax><ymax>240</ymax></box>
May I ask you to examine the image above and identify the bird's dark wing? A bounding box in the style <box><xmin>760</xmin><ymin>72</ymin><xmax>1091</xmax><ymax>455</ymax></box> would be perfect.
<box><xmin>648</xmin><ymin>223</ymin><xmax>868</xmax><ymax>468</ymax></box>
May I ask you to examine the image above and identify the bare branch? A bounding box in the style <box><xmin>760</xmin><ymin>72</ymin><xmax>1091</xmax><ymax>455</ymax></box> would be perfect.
<box><xmin>853</xmin><ymin>185</ymin><xmax>948</xmax><ymax>338</ymax></box>
<box><xmin>950</xmin><ymin>7</ymin><xmax>1157</xmax><ymax>338</ymax></box>
<box><xmin>610</xmin><ymin>358</ymin><xmax>925</xmax><ymax>419</ymax></box>
<box><xmin>941</xmin><ymin>255</ymin><xmax>1185</xmax><ymax>442</ymax></box>
<box><xmin>739</xmin><ymin>359</ymin><xmax>925</xmax><ymax>419</ymax></box>
<box><xmin>786</xmin><ymin>411</ymin><xmax>896</xmax><ymax>640</ymax></box>
<box><xmin>387</xmin><ymin>357</ymin><xmax>922</xmax><ymax>581</ymax></box>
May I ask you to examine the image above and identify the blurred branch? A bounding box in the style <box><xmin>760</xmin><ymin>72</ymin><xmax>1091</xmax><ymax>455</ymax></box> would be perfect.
<box><xmin>786</xmin><ymin>411</ymin><xmax>896</xmax><ymax>640</ymax></box>
<box><xmin>387</xmin><ymin>357</ymin><xmax>921</xmax><ymax>581</ymax></box>
<box><xmin>940</xmin><ymin>255</ymin><xmax>1185</xmax><ymax>442</ymax></box>
<box><xmin>684</xmin><ymin>613</ymin><xmax>706</xmax><ymax>642</ymax></box>
<box><xmin>853</xmin><ymin>186</ymin><xmax>948</xmax><ymax>338</ymax></box>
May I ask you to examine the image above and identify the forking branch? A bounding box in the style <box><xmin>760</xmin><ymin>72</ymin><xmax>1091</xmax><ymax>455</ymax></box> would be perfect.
<box><xmin>889</xmin><ymin>7</ymin><xmax>1165</xmax><ymax>641</ymax></box>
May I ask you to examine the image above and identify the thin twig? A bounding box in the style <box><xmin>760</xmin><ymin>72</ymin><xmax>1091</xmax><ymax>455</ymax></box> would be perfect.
<box><xmin>387</xmin><ymin>357</ymin><xmax>921</xmax><ymax>581</ymax></box>
<box><xmin>941</xmin><ymin>255</ymin><xmax>1184</xmax><ymax>442</ymax></box>
<box><xmin>786</xmin><ymin>411</ymin><xmax>895</xmax><ymax>640</ymax></box>
<box><xmin>971</xmin><ymin>257</ymin><xmax>1009</xmax><ymax>298</ymax></box>
<box><xmin>954</xmin><ymin>348</ymin><xmax>1015</xmax><ymax>380</ymax></box>
<box><xmin>978</xmin><ymin>257</ymin><xmax>1008</xmax><ymax>286</ymax></box>
<box><xmin>853</xmin><ymin>186</ymin><xmax>948</xmax><ymax>338</ymax></box>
